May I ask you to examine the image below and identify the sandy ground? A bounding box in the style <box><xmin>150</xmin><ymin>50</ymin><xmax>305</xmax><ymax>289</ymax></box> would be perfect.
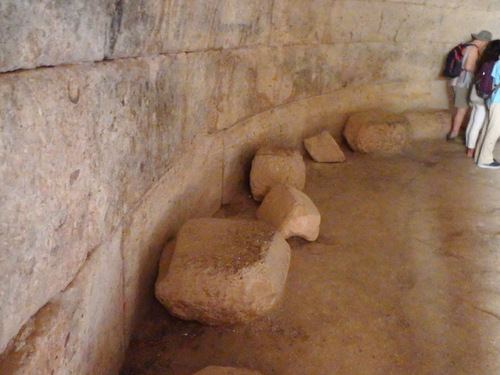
<box><xmin>121</xmin><ymin>139</ymin><xmax>500</xmax><ymax>375</ymax></box>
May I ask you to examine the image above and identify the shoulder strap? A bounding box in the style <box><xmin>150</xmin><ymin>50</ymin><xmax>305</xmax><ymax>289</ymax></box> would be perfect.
<box><xmin>462</xmin><ymin>44</ymin><xmax>478</xmax><ymax>70</ymax></box>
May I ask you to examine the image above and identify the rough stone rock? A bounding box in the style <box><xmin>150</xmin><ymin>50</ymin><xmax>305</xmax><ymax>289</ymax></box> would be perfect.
<box><xmin>403</xmin><ymin>110</ymin><xmax>450</xmax><ymax>141</ymax></box>
<box><xmin>257</xmin><ymin>185</ymin><xmax>321</xmax><ymax>241</ymax></box>
<box><xmin>193</xmin><ymin>366</ymin><xmax>263</xmax><ymax>375</ymax></box>
<box><xmin>155</xmin><ymin>218</ymin><xmax>291</xmax><ymax>325</ymax></box>
<box><xmin>249</xmin><ymin>147</ymin><xmax>306</xmax><ymax>201</ymax></box>
<box><xmin>304</xmin><ymin>130</ymin><xmax>345</xmax><ymax>162</ymax></box>
<box><xmin>343</xmin><ymin>111</ymin><xmax>410</xmax><ymax>154</ymax></box>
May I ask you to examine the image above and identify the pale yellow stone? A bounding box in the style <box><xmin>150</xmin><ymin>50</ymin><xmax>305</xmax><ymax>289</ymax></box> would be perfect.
<box><xmin>257</xmin><ymin>185</ymin><xmax>321</xmax><ymax>241</ymax></box>
<box><xmin>0</xmin><ymin>0</ymin><xmax>108</xmax><ymax>72</ymax></box>
<box><xmin>304</xmin><ymin>130</ymin><xmax>345</xmax><ymax>163</ymax></box>
<box><xmin>0</xmin><ymin>303</ymin><xmax>68</xmax><ymax>375</ymax></box>
<box><xmin>404</xmin><ymin>110</ymin><xmax>450</xmax><ymax>141</ymax></box>
<box><xmin>155</xmin><ymin>218</ymin><xmax>291</xmax><ymax>325</ymax></box>
<box><xmin>0</xmin><ymin>54</ymin><xmax>220</xmax><ymax>354</ymax></box>
<box><xmin>122</xmin><ymin>134</ymin><xmax>223</xmax><ymax>337</ymax></box>
<box><xmin>0</xmin><ymin>229</ymin><xmax>124</xmax><ymax>375</ymax></box>
<box><xmin>343</xmin><ymin>111</ymin><xmax>410</xmax><ymax>154</ymax></box>
<box><xmin>222</xmin><ymin>81</ymin><xmax>449</xmax><ymax>204</ymax></box>
<box><xmin>193</xmin><ymin>366</ymin><xmax>263</xmax><ymax>375</ymax></box>
<box><xmin>249</xmin><ymin>147</ymin><xmax>306</xmax><ymax>201</ymax></box>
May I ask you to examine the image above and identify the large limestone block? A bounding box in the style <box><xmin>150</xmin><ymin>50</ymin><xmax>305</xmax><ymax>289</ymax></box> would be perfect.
<box><xmin>0</xmin><ymin>0</ymin><xmax>109</xmax><ymax>72</ymax></box>
<box><xmin>343</xmin><ymin>111</ymin><xmax>410</xmax><ymax>154</ymax></box>
<box><xmin>304</xmin><ymin>130</ymin><xmax>345</xmax><ymax>162</ymax></box>
<box><xmin>404</xmin><ymin>110</ymin><xmax>450</xmax><ymax>141</ymax></box>
<box><xmin>257</xmin><ymin>185</ymin><xmax>321</xmax><ymax>241</ymax></box>
<box><xmin>0</xmin><ymin>54</ymin><xmax>217</xmax><ymax>352</ymax></box>
<box><xmin>193</xmin><ymin>366</ymin><xmax>263</xmax><ymax>375</ymax></box>
<box><xmin>155</xmin><ymin>218</ymin><xmax>291</xmax><ymax>325</ymax></box>
<box><xmin>110</xmin><ymin>0</ymin><xmax>273</xmax><ymax>58</ymax></box>
<box><xmin>250</xmin><ymin>147</ymin><xmax>306</xmax><ymax>201</ymax></box>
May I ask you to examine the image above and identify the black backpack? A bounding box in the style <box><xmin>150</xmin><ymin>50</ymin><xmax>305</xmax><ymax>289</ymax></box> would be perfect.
<box><xmin>443</xmin><ymin>43</ymin><xmax>473</xmax><ymax>78</ymax></box>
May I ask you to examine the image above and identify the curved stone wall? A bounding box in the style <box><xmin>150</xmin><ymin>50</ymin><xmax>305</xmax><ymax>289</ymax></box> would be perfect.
<box><xmin>1</xmin><ymin>1</ymin><xmax>500</xmax><ymax>373</ymax></box>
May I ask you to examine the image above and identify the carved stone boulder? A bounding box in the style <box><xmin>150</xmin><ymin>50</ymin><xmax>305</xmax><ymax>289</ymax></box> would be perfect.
<box><xmin>249</xmin><ymin>147</ymin><xmax>306</xmax><ymax>201</ymax></box>
<box><xmin>304</xmin><ymin>130</ymin><xmax>345</xmax><ymax>162</ymax></box>
<box><xmin>257</xmin><ymin>185</ymin><xmax>321</xmax><ymax>241</ymax></box>
<box><xmin>155</xmin><ymin>218</ymin><xmax>291</xmax><ymax>325</ymax></box>
<box><xmin>343</xmin><ymin>111</ymin><xmax>410</xmax><ymax>153</ymax></box>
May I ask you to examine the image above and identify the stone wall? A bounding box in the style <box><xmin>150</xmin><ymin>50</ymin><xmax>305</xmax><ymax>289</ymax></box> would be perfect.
<box><xmin>1</xmin><ymin>1</ymin><xmax>500</xmax><ymax>374</ymax></box>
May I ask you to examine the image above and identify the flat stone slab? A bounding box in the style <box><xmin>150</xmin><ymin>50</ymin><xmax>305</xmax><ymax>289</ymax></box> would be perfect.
<box><xmin>343</xmin><ymin>111</ymin><xmax>410</xmax><ymax>153</ymax></box>
<box><xmin>250</xmin><ymin>147</ymin><xmax>306</xmax><ymax>201</ymax></box>
<box><xmin>304</xmin><ymin>130</ymin><xmax>345</xmax><ymax>162</ymax></box>
<box><xmin>193</xmin><ymin>366</ymin><xmax>263</xmax><ymax>375</ymax></box>
<box><xmin>155</xmin><ymin>218</ymin><xmax>291</xmax><ymax>325</ymax></box>
<box><xmin>257</xmin><ymin>185</ymin><xmax>321</xmax><ymax>241</ymax></box>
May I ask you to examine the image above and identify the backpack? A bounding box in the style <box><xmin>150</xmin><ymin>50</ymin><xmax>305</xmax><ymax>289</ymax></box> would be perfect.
<box><xmin>475</xmin><ymin>60</ymin><xmax>496</xmax><ymax>99</ymax></box>
<box><xmin>443</xmin><ymin>43</ymin><xmax>472</xmax><ymax>78</ymax></box>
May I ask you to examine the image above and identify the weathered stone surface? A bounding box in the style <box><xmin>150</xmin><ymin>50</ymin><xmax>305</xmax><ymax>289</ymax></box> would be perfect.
<box><xmin>0</xmin><ymin>302</ymin><xmax>69</xmax><ymax>374</ymax></box>
<box><xmin>4</xmin><ymin>1</ymin><xmax>500</xmax><ymax>372</ymax></box>
<box><xmin>0</xmin><ymin>0</ymin><xmax>110</xmax><ymax>72</ymax></box>
<box><xmin>257</xmin><ymin>185</ymin><xmax>321</xmax><ymax>241</ymax></box>
<box><xmin>214</xmin><ymin>48</ymin><xmax>275</xmax><ymax>131</ymax></box>
<box><xmin>155</xmin><ymin>218</ymin><xmax>291</xmax><ymax>325</ymax></box>
<box><xmin>0</xmin><ymin>228</ymin><xmax>124</xmax><ymax>375</ymax></box>
<box><xmin>249</xmin><ymin>147</ymin><xmax>306</xmax><ymax>201</ymax></box>
<box><xmin>109</xmin><ymin>0</ymin><xmax>273</xmax><ymax>58</ymax></box>
<box><xmin>2</xmin><ymin>0</ymin><xmax>500</xmax><ymax>73</ymax></box>
<box><xmin>343</xmin><ymin>111</ymin><xmax>410</xmax><ymax>154</ymax></box>
<box><xmin>273</xmin><ymin>0</ymin><xmax>500</xmax><ymax>46</ymax></box>
<box><xmin>214</xmin><ymin>45</ymin><xmax>346</xmax><ymax>131</ymax></box>
<box><xmin>193</xmin><ymin>366</ymin><xmax>263</xmax><ymax>375</ymax></box>
<box><xmin>222</xmin><ymin>81</ymin><xmax>449</xmax><ymax>203</ymax></box>
<box><xmin>304</xmin><ymin>130</ymin><xmax>345</xmax><ymax>163</ymax></box>
<box><xmin>123</xmin><ymin>135</ymin><xmax>223</xmax><ymax>337</ymax></box>
<box><xmin>0</xmin><ymin>53</ymin><xmax>216</xmax><ymax>354</ymax></box>
<box><xmin>60</xmin><ymin>229</ymin><xmax>125</xmax><ymax>375</ymax></box>
<box><xmin>404</xmin><ymin>110</ymin><xmax>450</xmax><ymax>141</ymax></box>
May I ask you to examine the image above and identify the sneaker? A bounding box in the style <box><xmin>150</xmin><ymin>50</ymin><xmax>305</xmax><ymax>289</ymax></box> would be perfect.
<box><xmin>477</xmin><ymin>160</ymin><xmax>500</xmax><ymax>169</ymax></box>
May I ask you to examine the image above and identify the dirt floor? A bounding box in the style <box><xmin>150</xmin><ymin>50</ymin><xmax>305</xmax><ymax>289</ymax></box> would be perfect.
<box><xmin>121</xmin><ymin>139</ymin><xmax>500</xmax><ymax>375</ymax></box>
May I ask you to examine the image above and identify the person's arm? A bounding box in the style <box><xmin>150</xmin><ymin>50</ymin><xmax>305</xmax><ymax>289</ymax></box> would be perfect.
<box><xmin>465</xmin><ymin>45</ymin><xmax>480</xmax><ymax>72</ymax></box>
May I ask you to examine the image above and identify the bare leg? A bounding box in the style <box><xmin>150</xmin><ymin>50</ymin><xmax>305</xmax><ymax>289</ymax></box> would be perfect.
<box><xmin>451</xmin><ymin>107</ymin><xmax>468</xmax><ymax>134</ymax></box>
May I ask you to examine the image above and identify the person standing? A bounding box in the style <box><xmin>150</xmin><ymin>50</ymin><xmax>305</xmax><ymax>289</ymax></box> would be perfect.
<box><xmin>447</xmin><ymin>30</ymin><xmax>492</xmax><ymax>142</ymax></box>
<box><xmin>465</xmin><ymin>40</ymin><xmax>500</xmax><ymax>158</ymax></box>
<box><xmin>476</xmin><ymin>57</ymin><xmax>500</xmax><ymax>168</ymax></box>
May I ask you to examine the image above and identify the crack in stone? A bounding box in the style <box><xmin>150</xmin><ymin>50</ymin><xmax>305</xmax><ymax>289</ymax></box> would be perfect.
<box><xmin>105</xmin><ymin>0</ymin><xmax>124</xmax><ymax>58</ymax></box>
<box><xmin>470</xmin><ymin>304</ymin><xmax>500</xmax><ymax>322</ymax></box>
